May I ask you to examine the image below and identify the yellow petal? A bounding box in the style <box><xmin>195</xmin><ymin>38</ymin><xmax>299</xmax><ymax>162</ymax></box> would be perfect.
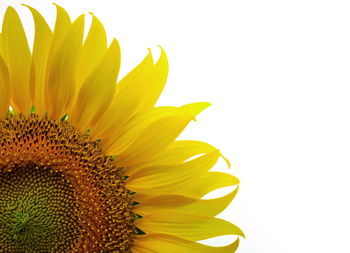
<box><xmin>135</xmin><ymin>186</ymin><xmax>239</xmax><ymax>217</ymax></box>
<box><xmin>75</xmin><ymin>13</ymin><xmax>107</xmax><ymax>91</ymax></box>
<box><xmin>109</xmin><ymin>102</ymin><xmax>210</xmax><ymax>165</ymax></box>
<box><xmin>50</xmin><ymin>4</ymin><xmax>71</xmax><ymax>55</ymax></box>
<box><xmin>0</xmin><ymin>33</ymin><xmax>2</xmax><ymax>56</ymax></box>
<box><xmin>126</xmin><ymin>151</ymin><xmax>220</xmax><ymax>195</ymax></box>
<box><xmin>158</xmin><ymin>140</ymin><xmax>218</xmax><ymax>164</ymax></box>
<box><xmin>70</xmin><ymin>39</ymin><xmax>120</xmax><ymax>130</ymax></box>
<box><xmin>183</xmin><ymin>171</ymin><xmax>240</xmax><ymax>198</ymax></box>
<box><xmin>133</xmin><ymin>171</ymin><xmax>239</xmax><ymax>202</ymax></box>
<box><xmin>45</xmin><ymin>15</ymin><xmax>84</xmax><ymax>119</ymax></box>
<box><xmin>2</xmin><ymin>7</ymin><xmax>31</xmax><ymax>114</ymax></box>
<box><xmin>135</xmin><ymin>210</ymin><xmax>245</xmax><ymax>241</ymax></box>
<box><xmin>90</xmin><ymin>51</ymin><xmax>154</xmax><ymax>140</ymax></box>
<box><xmin>134</xmin><ymin>46</ymin><xmax>168</xmax><ymax>111</ymax></box>
<box><xmin>24</xmin><ymin>5</ymin><xmax>53</xmax><ymax>116</ymax></box>
<box><xmin>0</xmin><ymin>55</ymin><xmax>10</xmax><ymax>118</ymax></box>
<box><xmin>105</xmin><ymin>106</ymin><xmax>185</xmax><ymax>154</ymax></box>
<box><xmin>126</xmin><ymin>140</ymin><xmax>224</xmax><ymax>175</ymax></box>
<box><xmin>133</xmin><ymin>234</ymin><xmax>240</xmax><ymax>253</ymax></box>
<box><xmin>91</xmin><ymin>47</ymin><xmax>168</xmax><ymax>142</ymax></box>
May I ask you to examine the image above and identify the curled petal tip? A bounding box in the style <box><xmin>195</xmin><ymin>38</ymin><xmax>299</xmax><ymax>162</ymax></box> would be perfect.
<box><xmin>221</xmin><ymin>154</ymin><xmax>231</xmax><ymax>168</ymax></box>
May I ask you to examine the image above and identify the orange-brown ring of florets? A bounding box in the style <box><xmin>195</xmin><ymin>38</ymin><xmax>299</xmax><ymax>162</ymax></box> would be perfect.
<box><xmin>0</xmin><ymin>114</ymin><xmax>135</xmax><ymax>252</ymax></box>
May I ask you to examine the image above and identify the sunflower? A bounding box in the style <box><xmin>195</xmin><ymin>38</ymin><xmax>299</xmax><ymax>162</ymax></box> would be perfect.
<box><xmin>0</xmin><ymin>4</ymin><xmax>244</xmax><ymax>252</ymax></box>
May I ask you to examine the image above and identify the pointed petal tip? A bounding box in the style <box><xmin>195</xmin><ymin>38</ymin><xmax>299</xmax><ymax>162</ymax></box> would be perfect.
<box><xmin>21</xmin><ymin>4</ymin><xmax>37</xmax><ymax>14</ymax></box>
<box><xmin>157</xmin><ymin>44</ymin><xmax>165</xmax><ymax>51</ymax></box>
<box><xmin>76</xmin><ymin>13</ymin><xmax>86</xmax><ymax>20</ymax></box>
<box><xmin>158</xmin><ymin>45</ymin><xmax>167</xmax><ymax>56</ymax></box>
<box><xmin>154</xmin><ymin>45</ymin><xmax>168</xmax><ymax>64</ymax></box>
<box><xmin>110</xmin><ymin>37</ymin><xmax>120</xmax><ymax>45</ymax></box>
<box><xmin>52</xmin><ymin>3</ymin><xmax>70</xmax><ymax>17</ymax></box>
<box><xmin>89</xmin><ymin>12</ymin><xmax>103</xmax><ymax>23</ymax></box>
<box><xmin>52</xmin><ymin>2</ymin><xmax>61</xmax><ymax>9</ymax></box>
<box><xmin>181</xmin><ymin>102</ymin><xmax>211</xmax><ymax>121</ymax></box>
<box><xmin>203</xmin><ymin>101</ymin><xmax>212</xmax><ymax>108</ymax></box>
<box><xmin>4</xmin><ymin>6</ymin><xmax>16</xmax><ymax>16</ymax></box>
<box><xmin>22</xmin><ymin>4</ymin><xmax>42</xmax><ymax>14</ymax></box>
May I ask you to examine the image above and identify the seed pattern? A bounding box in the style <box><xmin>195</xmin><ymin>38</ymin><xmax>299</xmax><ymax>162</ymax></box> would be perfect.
<box><xmin>0</xmin><ymin>114</ymin><xmax>135</xmax><ymax>252</ymax></box>
<box><xmin>0</xmin><ymin>166</ymin><xmax>79</xmax><ymax>252</ymax></box>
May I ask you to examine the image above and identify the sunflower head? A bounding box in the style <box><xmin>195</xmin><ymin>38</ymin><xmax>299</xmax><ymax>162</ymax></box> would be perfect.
<box><xmin>0</xmin><ymin>4</ymin><xmax>243</xmax><ymax>252</ymax></box>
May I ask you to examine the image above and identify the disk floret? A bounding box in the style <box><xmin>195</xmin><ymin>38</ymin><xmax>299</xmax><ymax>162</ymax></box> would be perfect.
<box><xmin>0</xmin><ymin>114</ymin><xmax>134</xmax><ymax>252</ymax></box>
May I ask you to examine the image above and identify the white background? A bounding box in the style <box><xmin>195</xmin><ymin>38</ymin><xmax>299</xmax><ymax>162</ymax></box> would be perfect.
<box><xmin>1</xmin><ymin>0</ymin><xmax>350</xmax><ymax>252</ymax></box>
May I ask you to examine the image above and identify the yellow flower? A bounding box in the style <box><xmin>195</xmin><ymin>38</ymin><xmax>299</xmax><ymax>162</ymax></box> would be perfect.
<box><xmin>0</xmin><ymin>4</ymin><xmax>243</xmax><ymax>252</ymax></box>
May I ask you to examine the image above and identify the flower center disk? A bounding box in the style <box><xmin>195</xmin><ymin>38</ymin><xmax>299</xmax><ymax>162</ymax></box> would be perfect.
<box><xmin>0</xmin><ymin>166</ymin><xmax>78</xmax><ymax>252</ymax></box>
<box><xmin>0</xmin><ymin>114</ymin><xmax>134</xmax><ymax>252</ymax></box>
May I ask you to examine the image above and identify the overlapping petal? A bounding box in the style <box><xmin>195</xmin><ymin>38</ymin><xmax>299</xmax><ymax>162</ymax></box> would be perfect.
<box><xmin>50</xmin><ymin>4</ymin><xmax>72</xmax><ymax>54</ymax></box>
<box><xmin>125</xmin><ymin>140</ymin><xmax>229</xmax><ymax>175</ymax></box>
<box><xmin>0</xmin><ymin>55</ymin><xmax>10</xmax><ymax>118</ymax></box>
<box><xmin>1</xmin><ymin>7</ymin><xmax>31</xmax><ymax>114</ymax></box>
<box><xmin>107</xmin><ymin>102</ymin><xmax>210</xmax><ymax>165</ymax></box>
<box><xmin>183</xmin><ymin>172</ymin><xmax>240</xmax><ymax>198</ymax></box>
<box><xmin>70</xmin><ymin>39</ymin><xmax>120</xmax><ymax>130</ymax></box>
<box><xmin>25</xmin><ymin>5</ymin><xmax>53</xmax><ymax>116</ymax></box>
<box><xmin>45</xmin><ymin>14</ymin><xmax>84</xmax><ymax>119</ymax></box>
<box><xmin>90</xmin><ymin>49</ymin><xmax>163</xmax><ymax>141</ymax></box>
<box><xmin>135</xmin><ymin>210</ymin><xmax>244</xmax><ymax>241</ymax></box>
<box><xmin>135</xmin><ymin>186</ymin><xmax>239</xmax><ymax>217</ymax></box>
<box><xmin>133</xmin><ymin>234</ymin><xmax>240</xmax><ymax>253</ymax></box>
<box><xmin>126</xmin><ymin>150</ymin><xmax>221</xmax><ymax>195</ymax></box>
<box><xmin>90</xmin><ymin>51</ymin><xmax>152</xmax><ymax>140</ymax></box>
<box><xmin>75</xmin><ymin>14</ymin><xmax>107</xmax><ymax>90</ymax></box>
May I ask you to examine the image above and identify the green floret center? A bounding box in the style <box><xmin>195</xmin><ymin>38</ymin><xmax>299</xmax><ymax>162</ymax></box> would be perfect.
<box><xmin>0</xmin><ymin>165</ymin><xmax>80</xmax><ymax>252</ymax></box>
<box><xmin>10</xmin><ymin>199</ymin><xmax>51</xmax><ymax>245</ymax></box>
